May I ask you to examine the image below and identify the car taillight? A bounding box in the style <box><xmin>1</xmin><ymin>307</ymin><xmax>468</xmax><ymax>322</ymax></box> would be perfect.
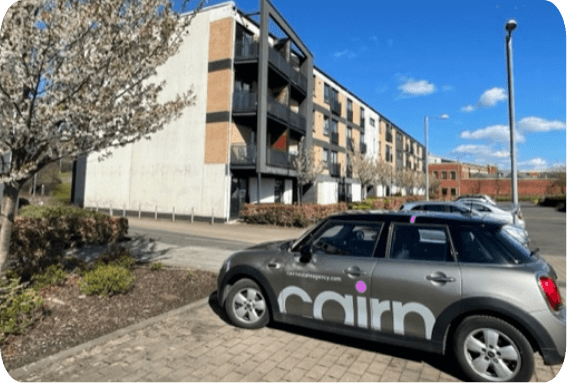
<box><xmin>539</xmin><ymin>277</ymin><xmax>562</xmax><ymax>311</ymax></box>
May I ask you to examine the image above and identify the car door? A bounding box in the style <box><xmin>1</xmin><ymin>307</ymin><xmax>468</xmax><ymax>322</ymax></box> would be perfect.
<box><xmin>279</xmin><ymin>220</ymin><xmax>383</xmax><ymax>330</ymax></box>
<box><xmin>370</xmin><ymin>222</ymin><xmax>461</xmax><ymax>341</ymax></box>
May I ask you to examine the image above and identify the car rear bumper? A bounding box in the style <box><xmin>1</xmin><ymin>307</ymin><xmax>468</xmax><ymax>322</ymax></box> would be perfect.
<box><xmin>532</xmin><ymin>307</ymin><xmax>566</xmax><ymax>365</ymax></box>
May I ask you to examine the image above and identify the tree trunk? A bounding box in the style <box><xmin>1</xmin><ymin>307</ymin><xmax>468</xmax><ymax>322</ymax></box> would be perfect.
<box><xmin>0</xmin><ymin>183</ymin><xmax>20</xmax><ymax>278</ymax></box>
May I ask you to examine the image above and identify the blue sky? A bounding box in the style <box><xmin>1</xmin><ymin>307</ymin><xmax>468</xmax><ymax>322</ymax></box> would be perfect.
<box><xmin>178</xmin><ymin>0</ymin><xmax>566</xmax><ymax>171</ymax></box>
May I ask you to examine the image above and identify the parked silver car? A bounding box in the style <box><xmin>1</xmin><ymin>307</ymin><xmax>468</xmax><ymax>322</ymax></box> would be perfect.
<box><xmin>217</xmin><ymin>211</ymin><xmax>564</xmax><ymax>382</ymax></box>
<box><xmin>455</xmin><ymin>194</ymin><xmax>498</xmax><ymax>206</ymax></box>
<box><xmin>456</xmin><ymin>199</ymin><xmax>526</xmax><ymax>230</ymax></box>
<box><xmin>400</xmin><ymin>201</ymin><xmax>530</xmax><ymax>247</ymax></box>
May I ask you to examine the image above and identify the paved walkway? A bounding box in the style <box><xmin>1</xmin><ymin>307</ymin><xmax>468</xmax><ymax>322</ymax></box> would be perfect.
<box><xmin>5</xmin><ymin>212</ymin><xmax>565</xmax><ymax>381</ymax></box>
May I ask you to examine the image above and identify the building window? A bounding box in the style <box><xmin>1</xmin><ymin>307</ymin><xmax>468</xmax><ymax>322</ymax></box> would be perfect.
<box><xmin>370</xmin><ymin>118</ymin><xmax>375</xmax><ymax>127</ymax></box>
<box><xmin>450</xmin><ymin>171</ymin><xmax>456</xmax><ymax>180</ymax></box>
<box><xmin>324</xmin><ymin>83</ymin><xmax>330</xmax><ymax>104</ymax></box>
<box><xmin>323</xmin><ymin>115</ymin><xmax>329</xmax><ymax>136</ymax></box>
<box><xmin>323</xmin><ymin>149</ymin><xmax>329</xmax><ymax>167</ymax></box>
<box><xmin>385</xmin><ymin>145</ymin><xmax>392</xmax><ymax>162</ymax></box>
<box><xmin>433</xmin><ymin>171</ymin><xmax>439</xmax><ymax>178</ymax></box>
<box><xmin>442</xmin><ymin>171</ymin><xmax>447</xmax><ymax>179</ymax></box>
<box><xmin>451</xmin><ymin>188</ymin><xmax>457</xmax><ymax>196</ymax></box>
<box><xmin>331</xmin><ymin>119</ymin><xmax>338</xmax><ymax>133</ymax></box>
<box><xmin>442</xmin><ymin>188</ymin><xmax>448</xmax><ymax>196</ymax></box>
<box><xmin>331</xmin><ymin>151</ymin><xmax>338</xmax><ymax>165</ymax></box>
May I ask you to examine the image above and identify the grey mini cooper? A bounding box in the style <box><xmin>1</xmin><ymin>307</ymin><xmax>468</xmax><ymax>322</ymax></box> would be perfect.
<box><xmin>217</xmin><ymin>211</ymin><xmax>565</xmax><ymax>382</ymax></box>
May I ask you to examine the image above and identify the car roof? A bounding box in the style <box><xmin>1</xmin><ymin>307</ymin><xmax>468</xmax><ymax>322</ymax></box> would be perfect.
<box><xmin>328</xmin><ymin>210</ymin><xmax>504</xmax><ymax>227</ymax></box>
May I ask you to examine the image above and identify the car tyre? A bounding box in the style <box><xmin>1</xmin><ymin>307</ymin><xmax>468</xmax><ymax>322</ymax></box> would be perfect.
<box><xmin>454</xmin><ymin>315</ymin><xmax>534</xmax><ymax>382</ymax></box>
<box><xmin>225</xmin><ymin>278</ymin><xmax>270</xmax><ymax>329</ymax></box>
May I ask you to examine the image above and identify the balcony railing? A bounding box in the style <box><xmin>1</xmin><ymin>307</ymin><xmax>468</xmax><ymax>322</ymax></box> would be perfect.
<box><xmin>289</xmin><ymin>110</ymin><xmax>306</xmax><ymax>133</ymax></box>
<box><xmin>290</xmin><ymin>68</ymin><xmax>308</xmax><ymax>93</ymax></box>
<box><xmin>347</xmin><ymin>138</ymin><xmax>354</xmax><ymax>151</ymax></box>
<box><xmin>233</xmin><ymin>92</ymin><xmax>257</xmax><ymax>113</ymax></box>
<box><xmin>329</xmin><ymin>163</ymin><xmax>341</xmax><ymax>177</ymax></box>
<box><xmin>347</xmin><ymin>110</ymin><xmax>353</xmax><ymax>122</ymax></box>
<box><xmin>331</xmin><ymin>99</ymin><xmax>341</xmax><ymax>115</ymax></box>
<box><xmin>268</xmin><ymin>48</ymin><xmax>289</xmax><ymax>77</ymax></box>
<box><xmin>234</xmin><ymin>41</ymin><xmax>259</xmax><ymax>61</ymax></box>
<box><xmin>267</xmin><ymin>97</ymin><xmax>289</xmax><ymax>123</ymax></box>
<box><xmin>386</xmin><ymin>132</ymin><xmax>393</xmax><ymax>143</ymax></box>
<box><xmin>267</xmin><ymin>148</ymin><xmax>296</xmax><ymax>169</ymax></box>
<box><xmin>360</xmin><ymin>142</ymin><xmax>367</xmax><ymax>154</ymax></box>
<box><xmin>331</xmin><ymin>132</ymin><xmax>339</xmax><ymax>145</ymax></box>
<box><xmin>231</xmin><ymin>144</ymin><xmax>256</xmax><ymax>166</ymax></box>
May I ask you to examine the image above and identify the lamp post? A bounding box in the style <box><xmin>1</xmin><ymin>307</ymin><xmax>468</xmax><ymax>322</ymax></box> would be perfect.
<box><xmin>424</xmin><ymin>113</ymin><xmax>449</xmax><ymax>201</ymax></box>
<box><xmin>505</xmin><ymin>18</ymin><xmax>519</xmax><ymax>220</ymax></box>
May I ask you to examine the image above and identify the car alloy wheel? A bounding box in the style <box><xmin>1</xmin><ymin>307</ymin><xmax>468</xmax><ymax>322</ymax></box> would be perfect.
<box><xmin>225</xmin><ymin>278</ymin><xmax>270</xmax><ymax>329</ymax></box>
<box><xmin>454</xmin><ymin>316</ymin><xmax>534</xmax><ymax>382</ymax></box>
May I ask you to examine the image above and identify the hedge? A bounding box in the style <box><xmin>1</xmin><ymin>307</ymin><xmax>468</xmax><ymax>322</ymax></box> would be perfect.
<box><xmin>18</xmin><ymin>205</ymin><xmax>109</xmax><ymax>220</ymax></box>
<box><xmin>241</xmin><ymin>203</ymin><xmax>348</xmax><ymax>227</ymax></box>
<box><xmin>9</xmin><ymin>215</ymin><xmax>128</xmax><ymax>280</ymax></box>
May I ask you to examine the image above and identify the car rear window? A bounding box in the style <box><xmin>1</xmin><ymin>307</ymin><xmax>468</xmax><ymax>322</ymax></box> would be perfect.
<box><xmin>452</xmin><ymin>226</ymin><xmax>532</xmax><ymax>264</ymax></box>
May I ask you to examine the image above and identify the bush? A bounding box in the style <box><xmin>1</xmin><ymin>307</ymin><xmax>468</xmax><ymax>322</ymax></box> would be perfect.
<box><xmin>31</xmin><ymin>264</ymin><xmax>67</xmax><ymax>291</ymax></box>
<box><xmin>18</xmin><ymin>205</ymin><xmax>108</xmax><ymax>220</ymax></box>
<box><xmin>51</xmin><ymin>182</ymin><xmax>72</xmax><ymax>205</ymax></box>
<box><xmin>0</xmin><ymin>278</ymin><xmax>44</xmax><ymax>342</ymax></box>
<box><xmin>97</xmin><ymin>245</ymin><xmax>136</xmax><ymax>270</ymax></box>
<box><xmin>241</xmin><ymin>203</ymin><xmax>348</xmax><ymax>227</ymax></box>
<box><xmin>78</xmin><ymin>264</ymin><xmax>135</xmax><ymax>297</ymax></box>
<box><xmin>150</xmin><ymin>262</ymin><xmax>163</xmax><ymax>271</ymax></box>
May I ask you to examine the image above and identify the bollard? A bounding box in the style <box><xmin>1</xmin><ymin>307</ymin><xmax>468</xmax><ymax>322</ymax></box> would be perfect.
<box><xmin>155</xmin><ymin>205</ymin><xmax>158</xmax><ymax>220</ymax></box>
<box><xmin>138</xmin><ymin>203</ymin><xmax>141</xmax><ymax>219</ymax></box>
<box><xmin>96</xmin><ymin>203</ymin><xmax>99</xmax><ymax>213</ymax></box>
<box><xmin>191</xmin><ymin>207</ymin><xmax>194</xmax><ymax>223</ymax></box>
<box><xmin>123</xmin><ymin>205</ymin><xmax>126</xmax><ymax>218</ymax></box>
<box><xmin>172</xmin><ymin>206</ymin><xmax>175</xmax><ymax>222</ymax></box>
<box><xmin>110</xmin><ymin>205</ymin><xmax>113</xmax><ymax>216</ymax></box>
<box><xmin>211</xmin><ymin>209</ymin><xmax>214</xmax><ymax>225</ymax></box>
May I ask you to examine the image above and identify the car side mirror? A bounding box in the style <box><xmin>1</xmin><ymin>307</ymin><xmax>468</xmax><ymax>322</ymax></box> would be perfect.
<box><xmin>299</xmin><ymin>246</ymin><xmax>312</xmax><ymax>263</ymax></box>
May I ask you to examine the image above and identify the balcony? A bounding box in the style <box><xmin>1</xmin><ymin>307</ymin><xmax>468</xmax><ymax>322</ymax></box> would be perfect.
<box><xmin>290</xmin><ymin>68</ymin><xmax>308</xmax><ymax>93</ymax></box>
<box><xmin>231</xmin><ymin>144</ymin><xmax>256</xmax><ymax>166</ymax></box>
<box><xmin>360</xmin><ymin>118</ymin><xmax>365</xmax><ymax>129</ymax></box>
<box><xmin>233</xmin><ymin>92</ymin><xmax>257</xmax><ymax>114</ymax></box>
<box><xmin>346</xmin><ymin>167</ymin><xmax>353</xmax><ymax>178</ymax></box>
<box><xmin>268</xmin><ymin>48</ymin><xmax>289</xmax><ymax>78</ymax></box>
<box><xmin>267</xmin><ymin>97</ymin><xmax>289</xmax><ymax>123</ymax></box>
<box><xmin>347</xmin><ymin>138</ymin><xmax>354</xmax><ymax>151</ymax></box>
<box><xmin>267</xmin><ymin>148</ymin><xmax>297</xmax><ymax>169</ymax></box>
<box><xmin>234</xmin><ymin>41</ymin><xmax>259</xmax><ymax>61</ymax></box>
<box><xmin>331</xmin><ymin>99</ymin><xmax>341</xmax><ymax>115</ymax></box>
<box><xmin>330</xmin><ymin>132</ymin><xmax>339</xmax><ymax>145</ymax></box>
<box><xmin>386</xmin><ymin>132</ymin><xmax>393</xmax><ymax>143</ymax></box>
<box><xmin>360</xmin><ymin>142</ymin><xmax>367</xmax><ymax>154</ymax></box>
<box><xmin>329</xmin><ymin>163</ymin><xmax>341</xmax><ymax>177</ymax></box>
<box><xmin>289</xmin><ymin>110</ymin><xmax>306</xmax><ymax>134</ymax></box>
<box><xmin>347</xmin><ymin>110</ymin><xmax>353</xmax><ymax>122</ymax></box>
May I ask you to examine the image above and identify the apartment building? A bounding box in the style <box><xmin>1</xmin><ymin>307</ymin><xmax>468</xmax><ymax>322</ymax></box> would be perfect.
<box><xmin>74</xmin><ymin>0</ymin><xmax>425</xmax><ymax>221</ymax></box>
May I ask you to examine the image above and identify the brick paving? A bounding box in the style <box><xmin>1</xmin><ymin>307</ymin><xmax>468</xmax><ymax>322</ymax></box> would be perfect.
<box><xmin>7</xmin><ymin>297</ymin><xmax>563</xmax><ymax>382</ymax></box>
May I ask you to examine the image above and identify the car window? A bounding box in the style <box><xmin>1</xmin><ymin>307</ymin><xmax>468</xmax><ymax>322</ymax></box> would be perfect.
<box><xmin>451</xmin><ymin>227</ymin><xmax>525</xmax><ymax>264</ymax></box>
<box><xmin>308</xmin><ymin>221</ymin><xmax>382</xmax><ymax>258</ymax></box>
<box><xmin>449</xmin><ymin>205</ymin><xmax>464</xmax><ymax>213</ymax></box>
<box><xmin>389</xmin><ymin>224</ymin><xmax>453</xmax><ymax>262</ymax></box>
<box><xmin>423</xmin><ymin>205</ymin><xmax>446</xmax><ymax>212</ymax></box>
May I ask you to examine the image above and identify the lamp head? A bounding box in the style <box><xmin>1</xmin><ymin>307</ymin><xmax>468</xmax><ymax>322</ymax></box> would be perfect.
<box><xmin>506</xmin><ymin>19</ymin><xmax>518</xmax><ymax>33</ymax></box>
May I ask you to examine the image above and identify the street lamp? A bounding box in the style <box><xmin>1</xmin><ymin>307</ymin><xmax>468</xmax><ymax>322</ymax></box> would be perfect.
<box><xmin>505</xmin><ymin>18</ymin><xmax>519</xmax><ymax>220</ymax></box>
<box><xmin>424</xmin><ymin>113</ymin><xmax>449</xmax><ymax>201</ymax></box>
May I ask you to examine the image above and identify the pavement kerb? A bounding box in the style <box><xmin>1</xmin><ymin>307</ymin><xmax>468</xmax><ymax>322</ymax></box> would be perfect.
<box><xmin>7</xmin><ymin>297</ymin><xmax>211</xmax><ymax>377</ymax></box>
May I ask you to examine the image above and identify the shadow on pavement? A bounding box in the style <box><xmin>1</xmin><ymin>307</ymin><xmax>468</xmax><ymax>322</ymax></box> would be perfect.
<box><xmin>207</xmin><ymin>292</ymin><xmax>466</xmax><ymax>381</ymax></box>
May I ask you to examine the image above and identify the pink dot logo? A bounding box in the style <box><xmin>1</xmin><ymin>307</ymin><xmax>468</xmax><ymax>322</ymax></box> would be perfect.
<box><xmin>356</xmin><ymin>281</ymin><xmax>367</xmax><ymax>293</ymax></box>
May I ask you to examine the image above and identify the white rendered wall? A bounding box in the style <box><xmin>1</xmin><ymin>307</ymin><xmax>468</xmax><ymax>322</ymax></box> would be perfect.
<box><xmin>83</xmin><ymin>5</ymin><xmax>234</xmax><ymax>219</ymax></box>
<box><xmin>352</xmin><ymin>183</ymin><xmax>362</xmax><ymax>202</ymax></box>
<box><xmin>249</xmin><ymin>177</ymin><xmax>276</xmax><ymax>204</ymax></box>
<box><xmin>317</xmin><ymin>181</ymin><xmax>338</xmax><ymax>204</ymax></box>
<box><xmin>284</xmin><ymin>179</ymin><xmax>293</xmax><ymax>204</ymax></box>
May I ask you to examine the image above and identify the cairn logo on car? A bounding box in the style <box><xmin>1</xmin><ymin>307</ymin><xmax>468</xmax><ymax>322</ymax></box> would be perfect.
<box><xmin>277</xmin><ymin>286</ymin><xmax>436</xmax><ymax>339</ymax></box>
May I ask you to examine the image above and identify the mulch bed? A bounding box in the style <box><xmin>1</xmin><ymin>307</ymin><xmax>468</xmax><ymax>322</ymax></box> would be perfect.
<box><xmin>1</xmin><ymin>267</ymin><xmax>217</xmax><ymax>371</ymax></box>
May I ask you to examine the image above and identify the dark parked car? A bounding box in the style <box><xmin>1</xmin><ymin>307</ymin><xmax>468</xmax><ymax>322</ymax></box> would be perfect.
<box><xmin>217</xmin><ymin>211</ymin><xmax>565</xmax><ymax>382</ymax></box>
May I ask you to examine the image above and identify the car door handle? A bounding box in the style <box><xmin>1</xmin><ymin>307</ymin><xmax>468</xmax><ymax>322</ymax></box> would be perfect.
<box><xmin>267</xmin><ymin>262</ymin><xmax>281</xmax><ymax>269</ymax></box>
<box><xmin>344</xmin><ymin>267</ymin><xmax>366</xmax><ymax>277</ymax></box>
<box><xmin>426</xmin><ymin>275</ymin><xmax>455</xmax><ymax>283</ymax></box>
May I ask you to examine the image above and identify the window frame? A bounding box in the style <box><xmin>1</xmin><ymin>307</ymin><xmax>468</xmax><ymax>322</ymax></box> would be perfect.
<box><xmin>386</xmin><ymin>222</ymin><xmax>457</xmax><ymax>262</ymax></box>
<box><xmin>322</xmin><ymin>148</ymin><xmax>329</xmax><ymax>167</ymax></box>
<box><xmin>323</xmin><ymin>115</ymin><xmax>330</xmax><ymax>136</ymax></box>
<box><xmin>324</xmin><ymin>83</ymin><xmax>330</xmax><ymax>104</ymax></box>
<box><xmin>450</xmin><ymin>171</ymin><xmax>457</xmax><ymax>180</ymax></box>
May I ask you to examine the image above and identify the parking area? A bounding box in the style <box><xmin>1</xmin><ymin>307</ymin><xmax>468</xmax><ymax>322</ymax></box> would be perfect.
<box><xmin>7</xmin><ymin>203</ymin><xmax>566</xmax><ymax>382</ymax></box>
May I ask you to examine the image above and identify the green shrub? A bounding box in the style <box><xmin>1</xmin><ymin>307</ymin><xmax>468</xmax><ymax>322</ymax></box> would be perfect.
<box><xmin>150</xmin><ymin>262</ymin><xmax>163</xmax><ymax>271</ymax></box>
<box><xmin>78</xmin><ymin>264</ymin><xmax>135</xmax><ymax>297</ymax></box>
<box><xmin>98</xmin><ymin>246</ymin><xmax>136</xmax><ymax>270</ymax></box>
<box><xmin>0</xmin><ymin>278</ymin><xmax>44</xmax><ymax>342</ymax></box>
<box><xmin>31</xmin><ymin>264</ymin><xmax>67</xmax><ymax>291</ymax></box>
<box><xmin>51</xmin><ymin>182</ymin><xmax>72</xmax><ymax>205</ymax></box>
<box><xmin>18</xmin><ymin>205</ymin><xmax>108</xmax><ymax>220</ymax></box>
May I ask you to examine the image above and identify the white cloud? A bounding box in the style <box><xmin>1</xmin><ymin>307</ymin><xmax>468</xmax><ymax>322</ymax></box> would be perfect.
<box><xmin>518</xmin><ymin>116</ymin><xmax>566</xmax><ymax>132</ymax></box>
<box><xmin>397</xmin><ymin>78</ymin><xmax>436</xmax><ymax>97</ymax></box>
<box><xmin>460</xmin><ymin>124</ymin><xmax>525</xmax><ymax>143</ymax></box>
<box><xmin>461</xmin><ymin>87</ymin><xmax>507</xmax><ymax>112</ymax></box>
<box><xmin>333</xmin><ymin>49</ymin><xmax>357</xmax><ymax>59</ymax></box>
<box><xmin>518</xmin><ymin>157</ymin><xmax>548</xmax><ymax>169</ymax></box>
<box><xmin>450</xmin><ymin>144</ymin><xmax>510</xmax><ymax>158</ymax></box>
<box><xmin>478</xmin><ymin>87</ymin><xmax>507</xmax><ymax>107</ymax></box>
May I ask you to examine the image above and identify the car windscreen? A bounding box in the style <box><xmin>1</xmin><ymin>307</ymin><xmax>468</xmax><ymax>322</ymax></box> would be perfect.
<box><xmin>291</xmin><ymin>219</ymin><xmax>327</xmax><ymax>251</ymax></box>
